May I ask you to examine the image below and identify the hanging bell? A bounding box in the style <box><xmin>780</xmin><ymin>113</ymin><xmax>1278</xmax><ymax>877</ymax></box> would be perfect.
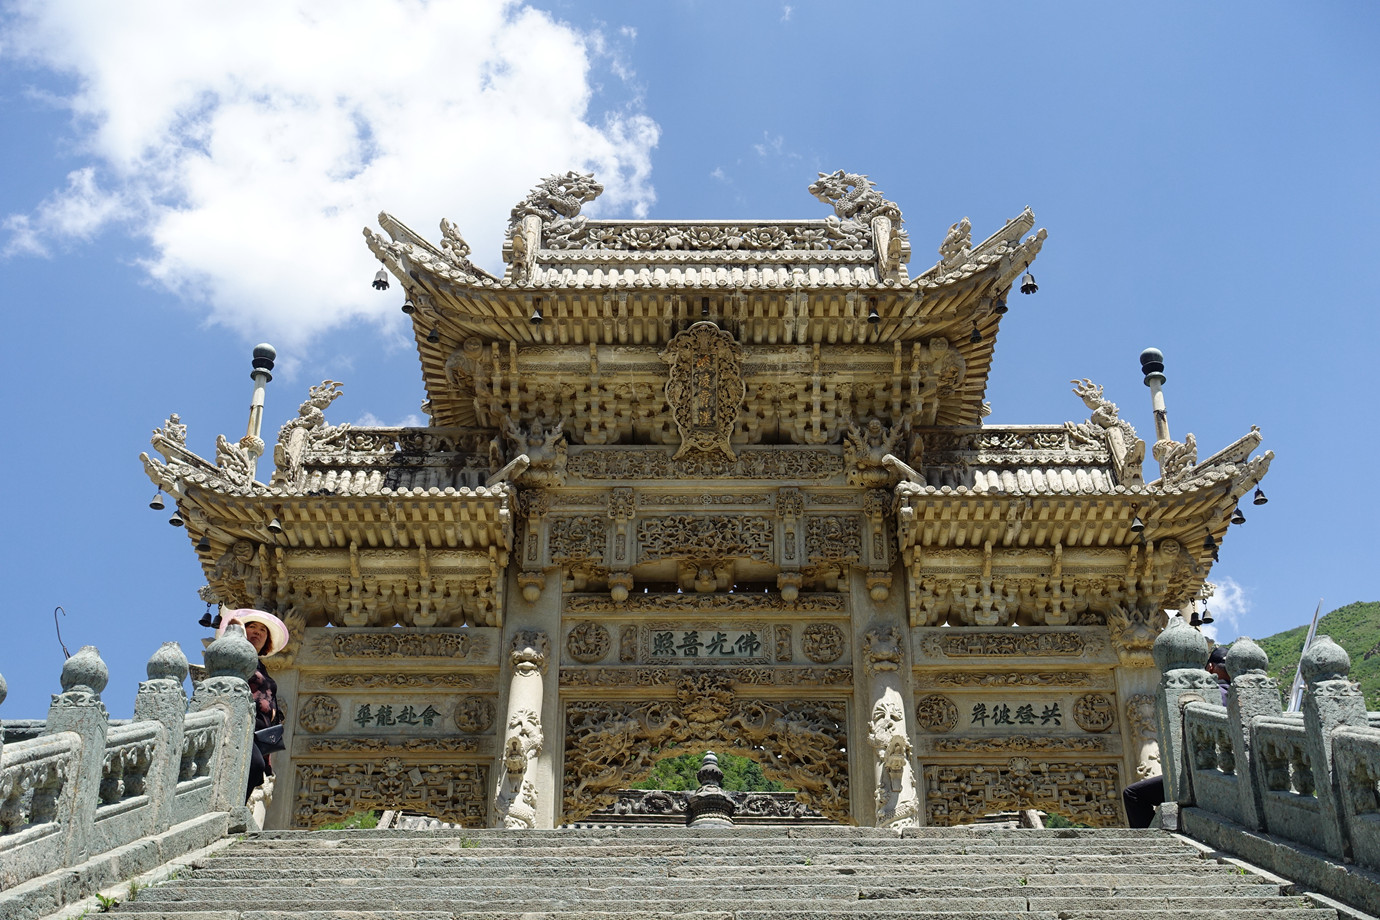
<box><xmin>1252</xmin><ymin>487</ymin><xmax>1268</xmax><ymax>506</ymax></box>
<box><xmin>1230</xmin><ymin>506</ymin><xmax>1246</xmax><ymax>525</ymax></box>
<box><xmin>168</xmin><ymin>509</ymin><xmax>184</xmax><ymax>527</ymax></box>
<box><xmin>1203</xmin><ymin>533</ymin><xmax>1217</xmax><ymax>552</ymax></box>
<box><xmin>993</xmin><ymin>291</ymin><xmax>1009</xmax><ymax>315</ymax></box>
<box><xmin>1020</xmin><ymin>269</ymin><xmax>1038</xmax><ymax>295</ymax></box>
<box><xmin>196</xmin><ymin>534</ymin><xmax>211</xmax><ymax>553</ymax></box>
<box><xmin>530</xmin><ymin>297</ymin><xmax>544</xmax><ymax>325</ymax></box>
<box><xmin>426</xmin><ymin>325</ymin><xmax>440</xmax><ymax>344</ymax></box>
<box><xmin>198</xmin><ymin>610</ymin><xmax>213</xmax><ymax>628</ymax></box>
<box><xmin>1130</xmin><ymin>515</ymin><xmax>1145</xmax><ymax>534</ymax></box>
<box><xmin>401</xmin><ymin>299</ymin><xmax>415</xmax><ymax>315</ymax></box>
<box><xmin>969</xmin><ymin>320</ymin><xmax>982</xmax><ymax>344</ymax></box>
<box><xmin>701</xmin><ymin>296</ymin><xmax>711</xmax><ymax>318</ymax></box>
<box><xmin>1188</xmin><ymin>607</ymin><xmax>1203</xmax><ymax>627</ymax></box>
<box><xmin>210</xmin><ymin>614</ymin><xmax>223</xmax><ymax>629</ymax></box>
<box><xmin>1200</xmin><ymin>607</ymin><xmax>1215</xmax><ymax>625</ymax></box>
<box><xmin>149</xmin><ymin>491</ymin><xmax>165</xmax><ymax>511</ymax></box>
<box><xmin>267</xmin><ymin>517</ymin><xmax>284</xmax><ymax>535</ymax></box>
<box><xmin>867</xmin><ymin>298</ymin><xmax>880</xmax><ymax>324</ymax></box>
<box><xmin>372</xmin><ymin>267</ymin><xmax>390</xmax><ymax>291</ymax></box>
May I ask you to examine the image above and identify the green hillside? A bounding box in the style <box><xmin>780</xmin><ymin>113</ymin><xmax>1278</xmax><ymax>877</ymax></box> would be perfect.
<box><xmin>1252</xmin><ymin>600</ymin><xmax>1380</xmax><ymax>710</ymax></box>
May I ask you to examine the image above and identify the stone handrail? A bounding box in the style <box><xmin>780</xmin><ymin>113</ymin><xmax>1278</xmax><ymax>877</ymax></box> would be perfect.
<box><xmin>1156</xmin><ymin>619</ymin><xmax>1380</xmax><ymax>874</ymax></box>
<box><xmin>0</xmin><ymin>630</ymin><xmax>260</xmax><ymax>918</ymax></box>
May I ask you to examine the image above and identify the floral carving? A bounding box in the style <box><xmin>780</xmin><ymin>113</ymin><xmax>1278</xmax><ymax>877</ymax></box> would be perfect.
<box><xmin>293</xmin><ymin>761</ymin><xmax>488</xmax><ymax>828</ymax></box>
<box><xmin>661</xmin><ymin>322</ymin><xmax>745</xmax><ymax>460</ymax></box>
<box><xmin>924</xmin><ymin>760</ymin><xmax>1122</xmax><ymax>828</ymax></box>
<box><xmin>297</xmin><ymin>695</ymin><xmax>342</xmax><ymax>734</ymax></box>
<box><xmin>1073</xmin><ymin>693</ymin><xmax>1117</xmax><ymax>733</ymax></box>
<box><xmin>914</xmin><ymin>694</ymin><xmax>959</xmax><ymax>732</ymax></box>
<box><xmin>453</xmin><ymin>696</ymin><xmax>496</xmax><ymax>734</ymax></box>
<box><xmin>801</xmin><ymin>624</ymin><xmax>846</xmax><ymax>664</ymax></box>
<box><xmin>566</xmin><ymin>621</ymin><xmax>611</xmax><ymax>664</ymax></box>
<box><xmin>567</xmin><ymin>447</ymin><xmax>844</xmax><ymax>481</ymax></box>
<box><xmin>932</xmin><ymin>737</ymin><xmax>1105</xmax><ymax>753</ymax></box>
<box><xmin>921</xmin><ymin>632</ymin><xmax>1085</xmax><ymax>658</ymax></box>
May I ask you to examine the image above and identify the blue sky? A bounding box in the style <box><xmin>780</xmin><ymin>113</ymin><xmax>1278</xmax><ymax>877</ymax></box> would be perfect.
<box><xmin>1</xmin><ymin>1</ymin><xmax>1376</xmax><ymax>718</ymax></box>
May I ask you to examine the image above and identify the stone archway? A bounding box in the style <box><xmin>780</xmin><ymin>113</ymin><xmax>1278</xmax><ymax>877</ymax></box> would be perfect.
<box><xmin>561</xmin><ymin>674</ymin><xmax>850</xmax><ymax>823</ymax></box>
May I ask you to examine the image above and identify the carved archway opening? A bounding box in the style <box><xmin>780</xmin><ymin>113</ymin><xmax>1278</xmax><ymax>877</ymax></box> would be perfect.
<box><xmin>633</xmin><ymin>748</ymin><xmax>789</xmax><ymax>793</ymax></box>
<box><xmin>921</xmin><ymin>759</ymin><xmax>1125</xmax><ymax>828</ymax></box>
<box><xmin>562</xmin><ymin>676</ymin><xmax>851</xmax><ymax>824</ymax></box>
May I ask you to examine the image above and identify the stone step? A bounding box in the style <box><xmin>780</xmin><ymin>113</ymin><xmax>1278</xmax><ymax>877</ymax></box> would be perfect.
<box><xmin>161</xmin><ymin>872</ymin><xmax>1278</xmax><ymax>895</ymax></box>
<box><xmin>108</xmin><ymin>907</ymin><xmax>1339</xmax><ymax>920</ymax></box>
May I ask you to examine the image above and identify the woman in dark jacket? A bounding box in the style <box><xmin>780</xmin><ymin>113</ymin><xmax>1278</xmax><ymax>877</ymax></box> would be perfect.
<box><xmin>218</xmin><ymin>609</ymin><xmax>289</xmax><ymax>801</ymax></box>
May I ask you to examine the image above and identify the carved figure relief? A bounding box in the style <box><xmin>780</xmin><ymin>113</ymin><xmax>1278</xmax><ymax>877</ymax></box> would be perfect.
<box><xmin>1073</xmin><ymin>693</ymin><xmax>1117</xmax><ymax>733</ymax></box>
<box><xmin>661</xmin><ymin>322</ymin><xmax>745</xmax><ymax>460</ymax></box>
<box><xmin>566</xmin><ymin>621</ymin><xmax>611</xmax><ymax>664</ymax></box>
<box><xmin>495</xmin><ymin>708</ymin><xmax>544</xmax><ymax>829</ymax></box>
<box><xmin>801</xmin><ymin>624</ymin><xmax>846</xmax><ymax>664</ymax></box>
<box><xmin>567</xmin><ymin>447</ymin><xmax>843</xmax><ymax>481</ymax></box>
<box><xmin>922</xmin><ymin>632</ymin><xmax>1085</xmax><ymax>658</ymax></box>
<box><xmin>868</xmin><ymin>699</ymin><xmax>919</xmax><ymax>827</ymax></box>
<box><xmin>844</xmin><ymin>418</ymin><xmax>912</xmax><ymax>487</ymax></box>
<box><xmin>805</xmin><ymin>515</ymin><xmax>862</xmax><ymax>564</ymax></box>
<box><xmin>931</xmin><ymin>737</ymin><xmax>1105</xmax><ymax>754</ymax></box>
<box><xmin>914</xmin><ymin>695</ymin><xmax>960</xmax><ymax>732</ymax></box>
<box><xmin>864</xmin><ymin>627</ymin><xmax>905</xmax><ymax>676</ymax></box>
<box><xmin>563</xmin><ymin>681</ymin><xmax>849</xmax><ymax>823</ymax></box>
<box><xmin>297</xmin><ymin>695</ymin><xmax>342</xmax><ymax>734</ymax></box>
<box><xmin>1107</xmin><ymin>604</ymin><xmax>1167</xmax><ymax>666</ymax></box>
<box><xmin>619</xmin><ymin>626</ymin><xmax>637</xmax><ymax>663</ymax></box>
<box><xmin>453</xmin><ymin>696</ymin><xmax>496</xmax><ymax>734</ymax></box>
<box><xmin>491</xmin><ymin>418</ymin><xmax>568</xmax><ymax>487</ymax></box>
<box><xmin>323</xmin><ymin>632</ymin><xmax>484</xmax><ymax>660</ymax></box>
<box><xmin>636</xmin><ymin>515</ymin><xmax>773</xmax><ymax>562</ymax></box>
<box><xmin>212</xmin><ymin>540</ymin><xmax>263</xmax><ymax>608</ymax></box>
<box><xmin>548</xmin><ymin>518</ymin><xmax>606</xmax><ymax>564</ymax></box>
<box><xmin>1125</xmin><ymin>693</ymin><xmax>1160</xmax><ymax>778</ymax></box>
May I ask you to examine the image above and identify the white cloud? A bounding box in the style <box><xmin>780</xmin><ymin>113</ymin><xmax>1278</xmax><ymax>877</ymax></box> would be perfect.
<box><xmin>1200</xmin><ymin>576</ymin><xmax>1250</xmax><ymax>643</ymax></box>
<box><xmin>355</xmin><ymin>411</ymin><xmax>422</xmax><ymax>429</ymax></box>
<box><xmin>2</xmin><ymin>0</ymin><xmax>659</xmax><ymax>346</ymax></box>
<box><xmin>781</xmin><ymin>5</ymin><xmax>793</xmax><ymax>22</ymax></box>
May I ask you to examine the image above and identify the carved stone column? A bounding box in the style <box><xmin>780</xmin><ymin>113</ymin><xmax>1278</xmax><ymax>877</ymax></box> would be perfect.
<box><xmin>1222</xmin><ymin>637</ymin><xmax>1281</xmax><ymax>832</ymax></box>
<box><xmin>1300</xmin><ymin>635</ymin><xmax>1369</xmax><ymax>859</ymax></box>
<box><xmin>132</xmin><ymin>642</ymin><xmax>190</xmax><ymax>834</ymax></box>
<box><xmin>1109</xmin><ymin>601</ymin><xmax>1167</xmax><ymax>783</ymax></box>
<box><xmin>493</xmin><ymin>630</ymin><xmax>548</xmax><ymax>829</ymax></box>
<box><xmin>863</xmin><ymin>627</ymin><xmax>919</xmax><ymax>828</ymax></box>
<box><xmin>1152</xmin><ymin>617</ymin><xmax>1218</xmax><ymax>806</ymax></box>
<box><xmin>44</xmin><ymin>645</ymin><xmax>110</xmax><ymax>865</ymax></box>
<box><xmin>189</xmin><ymin>624</ymin><xmax>259</xmax><ymax>830</ymax></box>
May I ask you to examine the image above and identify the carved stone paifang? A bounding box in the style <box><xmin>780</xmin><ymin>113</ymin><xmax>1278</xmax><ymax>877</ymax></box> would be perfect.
<box><xmin>292</xmin><ymin>761</ymin><xmax>488</xmax><ymax>828</ymax></box>
<box><xmin>562</xmin><ymin>693</ymin><xmax>850</xmax><ymax>824</ymax></box>
<box><xmin>662</xmin><ymin>322</ymin><xmax>746</xmax><ymax>460</ymax></box>
<box><xmin>923</xmin><ymin>760</ymin><xmax>1123</xmax><ymax>828</ymax></box>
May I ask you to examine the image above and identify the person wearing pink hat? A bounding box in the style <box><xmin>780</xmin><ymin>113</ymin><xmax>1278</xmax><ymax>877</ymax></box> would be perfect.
<box><xmin>217</xmin><ymin>609</ymin><xmax>290</xmax><ymax>801</ymax></box>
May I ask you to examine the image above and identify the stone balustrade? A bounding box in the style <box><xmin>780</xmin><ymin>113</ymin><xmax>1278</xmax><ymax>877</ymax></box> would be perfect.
<box><xmin>1155</xmin><ymin>616</ymin><xmax>1380</xmax><ymax>910</ymax></box>
<box><xmin>0</xmin><ymin>627</ymin><xmax>259</xmax><ymax>918</ymax></box>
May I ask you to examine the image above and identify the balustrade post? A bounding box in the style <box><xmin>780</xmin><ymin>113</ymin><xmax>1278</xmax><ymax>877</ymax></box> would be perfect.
<box><xmin>132</xmin><ymin>642</ymin><xmax>190</xmax><ymax>834</ymax></box>
<box><xmin>43</xmin><ymin>646</ymin><xmax>111</xmax><ymax>865</ymax></box>
<box><xmin>1222</xmin><ymin>637</ymin><xmax>1281</xmax><ymax>832</ymax></box>
<box><xmin>1152</xmin><ymin>617</ymin><xmax>1218</xmax><ymax>806</ymax></box>
<box><xmin>1300</xmin><ymin>635</ymin><xmax>1368</xmax><ymax>859</ymax></box>
<box><xmin>188</xmin><ymin>623</ymin><xmax>258</xmax><ymax>829</ymax></box>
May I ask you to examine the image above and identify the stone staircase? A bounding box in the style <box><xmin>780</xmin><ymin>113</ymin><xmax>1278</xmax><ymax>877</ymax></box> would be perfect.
<box><xmin>94</xmin><ymin>826</ymin><xmax>1339</xmax><ymax>920</ymax></box>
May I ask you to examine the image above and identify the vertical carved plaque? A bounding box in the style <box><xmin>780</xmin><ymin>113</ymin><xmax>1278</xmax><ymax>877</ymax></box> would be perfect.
<box><xmin>661</xmin><ymin>322</ymin><xmax>745</xmax><ymax>460</ymax></box>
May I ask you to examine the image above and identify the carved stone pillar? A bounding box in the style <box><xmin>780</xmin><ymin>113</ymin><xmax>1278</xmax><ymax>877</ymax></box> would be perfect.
<box><xmin>1152</xmin><ymin>617</ymin><xmax>1217</xmax><ymax>806</ymax></box>
<box><xmin>777</xmin><ymin>487</ymin><xmax>803</xmax><ymax>601</ymax></box>
<box><xmin>493</xmin><ymin>630</ymin><xmax>548</xmax><ymax>829</ymax></box>
<box><xmin>189</xmin><ymin>624</ymin><xmax>258</xmax><ymax>830</ymax></box>
<box><xmin>608</xmin><ymin>487</ymin><xmax>635</xmax><ymax>601</ymax></box>
<box><xmin>1300</xmin><ymin>636</ymin><xmax>1369</xmax><ymax>859</ymax></box>
<box><xmin>132</xmin><ymin>642</ymin><xmax>190</xmax><ymax>834</ymax></box>
<box><xmin>1222</xmin><ymin>637</ymin><xmax>1281</xmax><ymax>832</ymax></box>
<box><xmin>1109</xmin><ymin>601</ymin><xmax>1167</xmax><ymax>783</ymax></box>
<box><xmin>863</xmin><ymin>626</ymin><xmax>919</xmax><ymax>828</ymax></box>
<box><xmin>44</xmin><ymin>645</ymin><xmax>110</xmax><ymax>865</ymax></box>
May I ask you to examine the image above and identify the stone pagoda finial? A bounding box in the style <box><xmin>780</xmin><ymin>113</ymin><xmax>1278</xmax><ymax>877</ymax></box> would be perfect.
<box><xmin>685</xmin><ymin>752</ymin><xmax>736</xmax><ymax>827</ymax></box>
